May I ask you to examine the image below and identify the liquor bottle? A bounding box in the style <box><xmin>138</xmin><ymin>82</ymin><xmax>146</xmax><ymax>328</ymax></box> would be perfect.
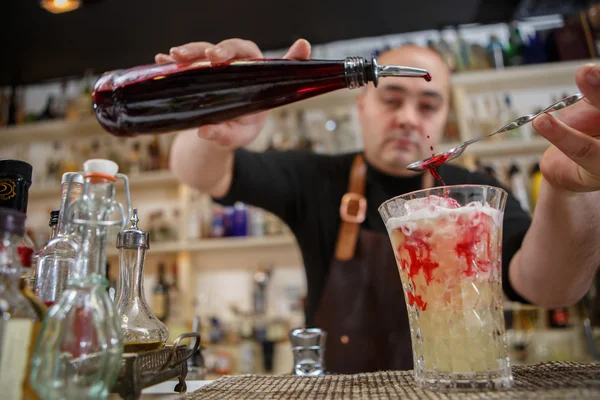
<box><xmin>152</xmin><ymin>262</ymin><xmax>170</xmax><ymax>322</ymax></box>
<box><xmin>92</xmin><ymin>56</ymin><xmax>431</xmax><ymax>136</ymax></box>
<box><xmin>49</xmin><ymin>209</ymin><xmax>59</xmax><ymax>240</ymax></box>
<box><xmin>115</xmin><ymin>209</ymin><xmax>168</xmax><ymax>353</ymax></box>
<box><xmin>0</xmin><ymin>207</ymin><xmax>41</xmax><ymax>400</ymax></box>
<box><xmin>34</xmin><ymin>173</ymin><xmax>84</xmax><ymax>307</ymax></box>
<box><xmin>30</xmin><ymin>160</ymin><xmax>127</xmax><ymax>399</ymax></box>
<box><xmin>0</xmin><ymin>159</ymin><xmax>38</xmax><ymax>280</ymax></box>
<box><xmin>168</xmin><ymin>261</ymin><xmax>188</xmax><ymax>340</ymax></box>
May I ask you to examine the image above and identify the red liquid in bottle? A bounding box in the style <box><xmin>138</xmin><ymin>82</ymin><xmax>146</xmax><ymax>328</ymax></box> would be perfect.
<box><xmin>93</xmin><ymin>59</ymin><xmax>349</xmax><ymax>136</ymax></box>
<box><xmin>43</xmin><ymin>301</ymin><xmax>55</xmax><ymax>308</ymax></box>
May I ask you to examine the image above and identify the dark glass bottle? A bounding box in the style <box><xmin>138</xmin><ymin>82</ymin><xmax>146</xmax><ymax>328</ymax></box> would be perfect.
<box><xmin>92</xmin><ymin>56</ymin><xmax>430</xmax><ymax>136</ymax></box>
<box><xmin>152</xmin><ymin>263</ymin><xmax>170</xmax><ymax>322</ymax></box>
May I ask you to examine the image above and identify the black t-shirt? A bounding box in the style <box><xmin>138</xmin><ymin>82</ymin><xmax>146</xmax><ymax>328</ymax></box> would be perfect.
<box><xmin>215</xmin><ymin>148</ymin><xmax>532</xmax><ymax>325</ymax></box>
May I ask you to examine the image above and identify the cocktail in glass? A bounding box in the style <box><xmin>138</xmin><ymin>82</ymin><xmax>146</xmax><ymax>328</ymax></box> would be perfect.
<box><xmin>378</xmin><ymin>185</ymin><xmax>513</xmax><ymax>391</ymax></box>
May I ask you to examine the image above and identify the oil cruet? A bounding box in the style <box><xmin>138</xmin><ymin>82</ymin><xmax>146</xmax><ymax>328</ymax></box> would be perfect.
<box><xmin>30</xmin><ymin>159</ymin><xmax>131</xmax><ymax>400</ymax></box>
<box><xmin>115</xmin><ymin>208</ymin><xmax>169</xmax><ymax>353</ymax></box>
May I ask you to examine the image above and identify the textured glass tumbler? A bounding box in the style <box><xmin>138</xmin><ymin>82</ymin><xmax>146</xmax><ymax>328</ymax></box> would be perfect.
<box><xmin>378</xmin><ymin>185</ymin><xmax>513</xmax><ymax>391</ymax></box>
<box><xmin>289</xmin><ymin>327</ymin><xmax>327</xmax><ymax>376</ymax></box>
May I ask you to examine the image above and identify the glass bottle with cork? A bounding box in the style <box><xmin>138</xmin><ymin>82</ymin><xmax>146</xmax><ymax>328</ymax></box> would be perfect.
<box><xmin>30</xmin><ymin>159</ymin><xmax>130</xmax><ymax>400</ymax></box>
<box><xmin>0</xmin><ymin>207</ymin><xmax>41</xmax><ymax>400</ymax></box>
<box><xmin>114</xmin><ymin>208</ymin><xmax>169</xmax><ymax>353</ymax></box>
<box><xmin>34</xmin><ymin>172</ymin><xmax>85</xmax><ymax>307</ymax></box>
<box><xmin>92</xmin><ymin>55</ymin><xmax>431</xmax><ymax>136</ymax></box>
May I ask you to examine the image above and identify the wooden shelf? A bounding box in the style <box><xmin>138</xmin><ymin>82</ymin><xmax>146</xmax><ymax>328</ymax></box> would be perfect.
<box><xmin>106</xmin><ymin>234</ymin><xmax>297</xmax><ymax>257</ymax></box>
<box><xmin>465</xmin><ymin>137</ymin><xmax>550</xmax><ymax>158</ymax></box>
<box><xmin>3</xmin><ymin>117</ymin><xmax>106</xmax><ymax>146</ymax></box>
<box><xmin>450</xmin><ymin>59</ymin><xmax>593</xmax><ymax>92</ymax></box>
<box><xmin>30</xmin><ymin>169</ymin><xmax>180</xmax><ymax>199</ymax></box>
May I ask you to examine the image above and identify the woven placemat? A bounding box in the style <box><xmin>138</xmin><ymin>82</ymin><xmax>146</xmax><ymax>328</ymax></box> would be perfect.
<box><xmin>181</xmin><ymin>362</ymin><xmax>600</xmax><ymax>399</ymax></box>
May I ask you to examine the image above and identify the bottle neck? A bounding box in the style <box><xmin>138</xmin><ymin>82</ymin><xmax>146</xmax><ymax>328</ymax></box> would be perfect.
<box><xmin>343</xmin><ymin>57</ymin><xmax>371</xmax><ymax>89</ymax></box>
<box><xmin>0</xmin><ymin>231</ymin><xmax>25</xmax><ymax>288</ymax></box>
<box><xmin>72</xmin><ymin>179</ymin><xmax>115</xmax><ymax>281</ymax></box>
<box><xmin>56</xmin><ymin>181</ymin><xmax>84</xmax><ymax>235</ymax></box>
<box><xmin>116</xmin><ymin>247</ymin><xmax>148</xmax><ymax>304</ymax></box>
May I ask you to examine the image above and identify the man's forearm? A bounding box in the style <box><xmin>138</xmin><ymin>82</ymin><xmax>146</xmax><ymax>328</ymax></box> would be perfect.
<box><xmin>169</xmin><ymin>129</ymin><xmax>234</xmax><ymax>197</ymax></box>
<box><xmin>509</xmin><ymin>179</ymin><xmax>600</xmax><ymax>308</ymax></box>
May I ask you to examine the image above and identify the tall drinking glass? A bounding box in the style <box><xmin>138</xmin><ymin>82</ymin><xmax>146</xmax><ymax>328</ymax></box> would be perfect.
<box><xmin>378</xmin><ymin>185</ymin><xmax>512</xmax><ymax>391</ymax></box>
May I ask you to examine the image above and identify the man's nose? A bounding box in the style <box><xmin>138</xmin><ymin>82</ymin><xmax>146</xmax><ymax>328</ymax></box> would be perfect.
<box><xmin>393</xmin><ymin>104</ymin><xmax>420</xmax><ymax>131</ymax></box>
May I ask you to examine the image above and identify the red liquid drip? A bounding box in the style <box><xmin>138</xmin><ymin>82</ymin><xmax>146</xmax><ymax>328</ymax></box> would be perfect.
<box><xmin>454</xmin><ymin>213</ymin><xmax>492</xmax><ymax>277</ymax></box>
<box><xmin>423</xmin><ymin>72</ymin><xmax>432</xmax><ymax>82</ymax></box>
<box><xmin>429</xmin><ymin>145</ymin><xmax>434</xmax><ymax>151</ymax></box>
<box><xmin>92</xmin><ymin>59</ymin><xmax>348</xmax><ymax>136</ymax></box>
<box><xmin>419</xmin><ymin>152</ymin><xmax>451</xmax><ymax>186</ymax></box>
<box><xmin>426</xmin><ymin>135</ymin><xmax>430</xmax><ymax>139</ymax></box>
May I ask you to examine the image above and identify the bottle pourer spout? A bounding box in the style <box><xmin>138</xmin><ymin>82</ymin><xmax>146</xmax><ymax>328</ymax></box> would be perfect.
<box><xmin>370</xmin><ymin>55</ymin><xmax>431</xmax><ymax>87</ymax></box>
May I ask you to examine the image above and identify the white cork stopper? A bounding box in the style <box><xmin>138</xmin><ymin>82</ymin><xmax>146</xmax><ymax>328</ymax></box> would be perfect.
<box><xmin>83</xmin><ymin>159</ymin><xmax>119</xmax><ymax>177</ymax></box>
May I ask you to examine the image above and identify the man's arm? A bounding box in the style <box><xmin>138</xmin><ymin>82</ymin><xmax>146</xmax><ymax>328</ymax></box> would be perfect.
<box><xmin>163</xmin><ymin>38</ymin><xmax>312</xmax><ymax>196</ymax></box>
<box><xmin>169</xmin><ymin>129</ymin><xmax>234</xmax><ymax>197</ymax></box>
<box><xmin>509</xmin><ymin>182</ymin><xmax>600</xmax><ymax>308</ymax></box>
<box><xmin>508</xmin><ymin>64</ymin><xmax>600</xmax><ymax>308</ymax></box>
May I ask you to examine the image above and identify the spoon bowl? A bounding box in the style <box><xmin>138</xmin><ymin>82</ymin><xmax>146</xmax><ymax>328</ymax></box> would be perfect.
<box><xmin>407</xmin><ymin>93</ymin><xmax>585</xmax><ymax>172</ymax></box>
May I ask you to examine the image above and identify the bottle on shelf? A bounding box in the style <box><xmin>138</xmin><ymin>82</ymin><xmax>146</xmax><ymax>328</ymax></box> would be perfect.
<box><xmin>92</xmin><ymin>55</ymin><xmax>430</xmax><ymax>136</ymax></box>
<box><xmin>506</xmin><ymin>23</ymin><xmax>525</xmax><ymax>67</ymax></box>
<box><xmin>508</xmin><ymin>163</ymin><xmax>531</xmax><ymax>214</ymax></box>
<box><xmin>30</xmin><ymin>159</ymin><xmax>128</xmax><ymax>399</ymax></box>
<box><xmin>152</xmin><ymin>262</ymin><xmax>170</xmax><ymax>322</ymax></box>
<box><xmin>167</xmin><ymin>261</ymin><xmax>189</xmax><ymax>341</ymax></box>
<box><xmin>503</xmin><ymin>94</ymin><xmax>523</xmax><ymax>139</ymax></box>
<box><xmin>49</xmin><ymin>209</ymin><xmax>59</xmax><ymax>240</ymax></box>
<box><xmin>0</xmin><ymin>159</ymin><xmax>37</xmax><ymax>272</ymax></box>
<box><xmin>486</xmin><ymin>34</ymin><xmax>505</xmax><ymax>70</ymax></box>
<box><xmin>115</xmin><ymin>209</ymin><xmax>169</xmax><ymax>353</ymax></box>
<box><xmin>34</xmin><ymin>172</ymin><xmax>85</xmax><ymax>307</ymax></box>
<box><xmin>0</xmin><ymin>207</ymin><xmax>41</xmax><ymax>400</ymax></box>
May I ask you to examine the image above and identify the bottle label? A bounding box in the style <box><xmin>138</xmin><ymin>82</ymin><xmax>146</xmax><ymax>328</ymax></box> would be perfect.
<box><xmin>0</xmin><ymin>319</ymin><xmax>34</xmax><ymax>399</ymax></box>
<box><xmin>0</xmin><ymin>179</ymin><xmax>16</xmax><ymax>200</ymax></box>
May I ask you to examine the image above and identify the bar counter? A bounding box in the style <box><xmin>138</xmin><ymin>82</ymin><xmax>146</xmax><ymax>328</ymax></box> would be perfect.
<box><xmin>120</xmin><ymin>361</ymin><xmax>600</xmax><ymax>399</ymax></box>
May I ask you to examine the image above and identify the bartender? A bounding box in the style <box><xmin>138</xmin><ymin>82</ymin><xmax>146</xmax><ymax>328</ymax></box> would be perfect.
<box><xmin>161</xmin><ymin>38</ymin><xmax>600</xmax><ymax>374</ymax></box>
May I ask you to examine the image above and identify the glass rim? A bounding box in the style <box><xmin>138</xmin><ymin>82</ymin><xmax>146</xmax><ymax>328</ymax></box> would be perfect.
<box><xmin>377</xmin><ymin>184</ymin><xmax>507</xmax><ymax>213</ymax></box>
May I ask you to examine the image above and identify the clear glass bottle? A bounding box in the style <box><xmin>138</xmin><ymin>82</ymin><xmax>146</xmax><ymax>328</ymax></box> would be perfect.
<box><xmin>34</xmin><ymin>172</ymin><xmax>84</xmax><ymax>307</ymax></box>
<box><xmin>115</xmin><ymin>208</ymin><xmax>169</xmax><ymax>353</ymax></box>
<box><xmin>0</xmin><ymin>207</ymin><xmax>41</xmax><ymax>400</ymax></box>
<box><xmin>30</xmin><ymin>159</ymin><xmax>130</xmax><ymax>400</ymax></box>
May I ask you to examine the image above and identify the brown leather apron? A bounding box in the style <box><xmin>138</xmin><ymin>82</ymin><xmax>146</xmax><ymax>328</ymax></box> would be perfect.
<box><xmin>313</xmin><ymin>154</ymin><xmax>434</xmax><ymax>374</ymax></box>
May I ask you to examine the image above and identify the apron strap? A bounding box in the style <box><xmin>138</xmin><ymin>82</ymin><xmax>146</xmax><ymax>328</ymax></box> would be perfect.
<box><xmin>335</xmin><ymin>154</ymin><xmax>367</xmax><ymax>261</ymax></box>
<box><xmin>334</xmin><ymin>155</ymin><xmax>436</xmax><ymax>261</ymax></box>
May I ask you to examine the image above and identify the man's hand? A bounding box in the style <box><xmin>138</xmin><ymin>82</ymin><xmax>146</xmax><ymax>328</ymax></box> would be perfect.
<box><xmin>533</xmin><ymin>64</ymin><xmax>600</xmax><ymax>192</ymax></box>
<box><xmin>155</xmin><ymin>38</ymin><xmax>312</xmax><ymax>149</ymax></box>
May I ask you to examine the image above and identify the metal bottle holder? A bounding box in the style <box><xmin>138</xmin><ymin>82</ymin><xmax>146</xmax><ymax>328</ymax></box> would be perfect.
<box><xmin>65</xmin><ymin>173</ymin><xmax>205</xmax><ymax>399</ymax></box>
<box><xmin>111</xmin><ymin>332</ymin><xmax>202</xmax><ymax>400</ymax></box>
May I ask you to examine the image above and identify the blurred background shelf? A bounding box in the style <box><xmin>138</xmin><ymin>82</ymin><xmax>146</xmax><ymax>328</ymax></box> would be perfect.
<box><xmin>106</xmin><ymin>234</ymin><xmax>297</xmax><ymax>258</ymax></box>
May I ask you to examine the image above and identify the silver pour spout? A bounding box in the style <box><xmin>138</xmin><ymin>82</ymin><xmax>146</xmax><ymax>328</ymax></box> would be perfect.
<box><xmin>344</xmin><ymin>55</ymin><xmax>431</xmax><ymax>89</ymax></box>
<box><xmin>371</xmin><ymin>56</ymin><xmax>431</xmax><ymax>86</ymax></box>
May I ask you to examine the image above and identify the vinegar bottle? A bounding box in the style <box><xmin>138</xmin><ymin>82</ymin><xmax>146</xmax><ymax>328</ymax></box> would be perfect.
<box><xmin>92</xmin><ymin>55</ymin><xmax>431</xmax><ymax>136</ymax></box>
